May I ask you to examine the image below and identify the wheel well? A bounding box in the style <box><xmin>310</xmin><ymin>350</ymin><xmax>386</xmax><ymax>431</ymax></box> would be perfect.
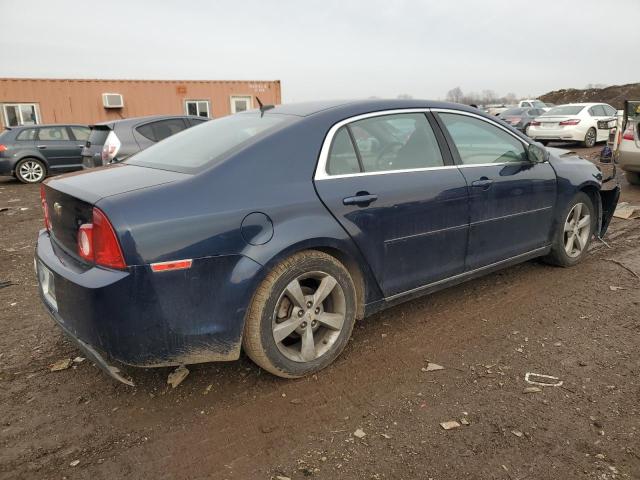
<box><xmin>314</xmin><ymin>246</ymin><xmax>366</xmax><ymax>320</ymax></box>
<box><xmin>580</xmin><ymin>185</ymin><xmax>601</xmax><ymax>226</ymax></box>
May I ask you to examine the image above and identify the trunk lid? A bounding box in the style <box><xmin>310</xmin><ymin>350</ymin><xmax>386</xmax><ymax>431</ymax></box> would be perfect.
<box><xmin>43</xmin><ymin>164</ymin><xmax>190</xmax><ymax>257</ymax></box>
<box><xmin>536</xmin><ymin>115</ymin><xmax>576</xmax><ymax>128</ymax></box>
<box><xmin>81</xmin><ymin>125</ymin><xmax>112</xmax><ymax>168</ymax></box>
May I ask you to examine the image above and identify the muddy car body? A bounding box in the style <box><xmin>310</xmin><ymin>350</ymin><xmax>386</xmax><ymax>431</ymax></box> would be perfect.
<box><xmin>35</xmin><ymin>99</ymin><xmax>619</xmax><ymax>384</ymax></box>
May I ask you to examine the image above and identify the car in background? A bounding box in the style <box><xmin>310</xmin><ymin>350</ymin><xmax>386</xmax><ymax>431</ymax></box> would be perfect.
<box><xmin>0</xmin><ymin>124</ymin><xmax>89</xmax><ymax>183</ymax></box>
<box><xmin>498</xmin><ymin>107</ymin><xmax>546</xmax><ymax>134</ymax></box>
<box><xmin>36</xmin><ymin>99</ymin><xmax>619</xmax><ymax>385</ymax></box>
<box><xmin>527</xmin><ymin>103</ymin><xmax>617</xmax><ymax>147</ymax></box>
<box><xmin>486</xmin><ymin>104</ymin><xmax>511</xmax><ymax>116</ymax></box>
<box><xmin>618</xmin><ymin>100</ymin><xmax>640</xmax><ymax>185</ymax></box>
<box><xmin>518</xmin><ymin>99</ymin><xmax>550</xmax><ymax>111</ymax></box>
<box><xmin>81</xmin><ymin>115</ymin><xmax>209</xmax><ymax>168</ymax></box>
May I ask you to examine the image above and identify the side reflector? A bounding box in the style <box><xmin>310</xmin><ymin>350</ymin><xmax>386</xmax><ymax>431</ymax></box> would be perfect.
<box><xmin>150</xmin><ymin>259</ymin><xmax>193</xmax><ymax>272</ymax></box>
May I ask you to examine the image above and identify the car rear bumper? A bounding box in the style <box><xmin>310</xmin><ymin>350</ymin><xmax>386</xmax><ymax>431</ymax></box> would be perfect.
<box><xmin>528</xmin><ymin>125</ymin><xmax>586</xmax><ymax>142</ymax></box>
<box><xmin>36</xmin><ymin>230</ymin><xmax>263</xmax><ymax>378</ymax></box>
<box><xmin>0</xmin><ymin>158</ymin><xmax>16</xmax><ymax>175</ymax></box>
<box><xmin>618</xmin><ymin>144</ymin><xmax>640</xmax><ymax>172</ymax></box>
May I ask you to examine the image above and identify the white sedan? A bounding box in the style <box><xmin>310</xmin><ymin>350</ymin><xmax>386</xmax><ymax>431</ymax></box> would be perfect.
<box><xmin>527</xmin><ymin>103</ymin><xmax>617</xmax><ymax>147</ymax></box>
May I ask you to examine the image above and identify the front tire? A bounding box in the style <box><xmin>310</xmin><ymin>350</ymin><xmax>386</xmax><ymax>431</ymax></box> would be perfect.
<box><xmin>625</xmin><ymin>171</ymin><xmax>640</xmax><ymax>185</ymax></box>
<box><xmin>544</xmin><ymin>192</ymin><xmax>595</xmax><ymax>267</ymax></box>
<box><xmin>243</xmin><ymin>250</ymin><xmax>357</xmax><ymax>378</ymax></box>
<box><xmin>582</xmin><ymin>127</ymin><xmax>597</xmax><ymax>148</ymax></box>
<box><xmin>15</xmin><ymin>158</ymin><xmax>46</xmax><ymax>183</ymax></box>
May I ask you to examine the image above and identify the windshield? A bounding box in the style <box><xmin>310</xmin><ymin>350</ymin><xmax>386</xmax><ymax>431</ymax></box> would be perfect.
<box><xmin>127</xmin><ymin>113</ymin><xmax>294</xmax><ymax>173</ymax></box>
<box><xmin>545</xmin><ymin>106</ymin><xmax>584</xmax><ymax>116</ymax></box>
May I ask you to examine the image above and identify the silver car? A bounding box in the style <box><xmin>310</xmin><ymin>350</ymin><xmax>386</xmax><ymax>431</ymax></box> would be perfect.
<box><xmin>618</xmin><ymin>101</ymin><xmax>640</xmax><ymax>185</ymax></box>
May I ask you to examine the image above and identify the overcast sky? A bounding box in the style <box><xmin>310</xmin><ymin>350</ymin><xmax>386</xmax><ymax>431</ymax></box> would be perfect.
<box><xmin>1</xmin><ymin>0</ymin><xmax>638</xmax><ymax>102</ymax></box>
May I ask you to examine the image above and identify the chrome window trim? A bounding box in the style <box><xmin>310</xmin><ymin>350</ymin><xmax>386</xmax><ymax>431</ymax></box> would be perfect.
<box><xmin>314</xmin><ymin>108</ymin><xmax>534</xmax><ymax>180</ymax></box>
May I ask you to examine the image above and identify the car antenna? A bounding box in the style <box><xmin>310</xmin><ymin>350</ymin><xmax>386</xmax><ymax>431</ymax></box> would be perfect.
<box><xmin>256</xmin><ymin>97</ymin><xmax>274</xmax><ymax>116</ymax></box>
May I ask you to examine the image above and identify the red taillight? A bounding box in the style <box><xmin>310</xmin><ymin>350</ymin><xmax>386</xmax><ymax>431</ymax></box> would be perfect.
<box><xmin>622</xmin><ymin>125</ymin><xmax>635</xmax><ymax>141</ymax></box>
<box><xmin>530</xmin><ymin>120</ymin><xmax>541</xmax><ymax>126</ymax></box>
<box><xmin>559</xmin><ymin>119</ymin><xmax>580</xmax><ymax>126</ymax></box>
<box><xmin>40</xmin><ymin>184</ymin><xmax>51</xmax><ymax>231</ymax></box>
<box><xmin>76</xmin><ymin>207</ymin><xmax>126</xmax><ymax>269</ymax></box>
<box><xmin>0</xmin><ymin>144</ymin><xmax>7</xmax><ymax>152</ymax></box>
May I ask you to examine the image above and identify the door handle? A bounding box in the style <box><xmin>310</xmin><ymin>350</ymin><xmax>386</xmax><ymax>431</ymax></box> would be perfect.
<box><xmin>343</xmin><ymin>192</ymin><xmax>378</xmax><ymax>207</ymax></box>
<box><xmin>471</xmin><ymin>177</ymin><xmax>494</xmax><ymax>190</ymax></box>
<box><xmin>37</xmin><ymin>145</ymin><xmax>47</xmax><ymax>149</ymax></box>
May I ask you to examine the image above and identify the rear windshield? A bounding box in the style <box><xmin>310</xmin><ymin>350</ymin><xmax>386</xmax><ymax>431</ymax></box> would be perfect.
<box><xmin>545</xmin><ymin>106</ymin><xmax>584</xmax><ymax>116</ymax></box>
<box><xmin>501</xmin><ymin>108</ymin><xmax>525</xmax><ymax>116</ymax></box>
<box><xmin>531</xmin><ymin>101</ymin><xmax>546</xmax><ymax>108</ymax></box>
<box><xmin>127</xmin><ymin>113</ymin><xmax>293</xmax><ymax>173</ymax></box>
<box><xmin>88</xmin><ymin>127</ymin><xmax>110</xmax><ymax>146</ymax></box>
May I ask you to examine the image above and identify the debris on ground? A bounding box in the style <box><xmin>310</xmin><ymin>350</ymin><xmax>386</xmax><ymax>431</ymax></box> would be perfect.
<box><xmin>69</xmin><ymin>460</ymin><xmax>80</xmax><ymax>467</ymax></box>
<box><xmin>203</xmin><ymin>384</ymin><xmax>213</xmax><ymax>395</ymax></box>
<box><xmin>440</xmin><ymin>420</ymin><xmax>461</xmax><ymax>430</ymax></box>
<box><xmin>0</xmin><ymin>280</ymin><xmax>15</xmax><ymax>289</ymax></box>
<box><xmin>275</xmin><ymin>476</ymin><xmax>291</xmax><ymax>480</ymax></box>
<box><xmin>609</xmin><ymin>285</ymin><xmax>626</xmax><ymax>291</ymax></box>
<box><xmin>353</xmin><ymin>428</ymin><xmax>366</xmax><ymax>439</ymax></box>
<box><xmin>511</xmin><ymin>430</ymin><xmax>523</xmax><ymax>437</ymax></box>
<box><xmin>460</xmin><ymin>418</ymin><xmax>470</xmax><ymax>426</ymax></box>
<box><xmin>73</xmin><ymin>356</ymin><xmax>85</xmax><ymax>364</ymax></box>
<box><xmin>613</xmin><ymin>202</ymin><xmax>640</xmax><ymax>219</ymax></box>
<box><xmin>422</xmin><ymin>362</ymin><xmax>445</xmax><ymax>372</ymax></box>
<box><xmin>606</xmin><ymin>258</ymin><xmax>640</xmax><ymax>279</ymax></box>
<box><xmin>525</xmin><ymin>372</ymin><xmax>563</xmax><ymax>387</ymax></box>
<box><xmin>167</xmin><ymin>365</ymin><xmax>189</xmax><ymax>388</ymax></box>
<box><xmin>523</xmin><ymin>386</ymin><xmax>542</xmax><ymax>394</ymax></box>
<box><xmin>49</xmin><ymin>358</ymin><xmax>73</xmax><ymax>372</ymax></box>
<box><xmin>289</xmin><ymin>398</ymin><xmax>302</xmax><ymax>405</ymax></box>
<box><xmin>380</xmin><ymin>433</ymin><xmax>391</xmax><ymax>439</ymax></box>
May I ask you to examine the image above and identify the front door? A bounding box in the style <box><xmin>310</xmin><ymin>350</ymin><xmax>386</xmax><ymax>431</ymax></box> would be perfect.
<box><xmin>435</xmin><ymin>111</ymin><xmax>557</xmax><ymax>270</ymax></box>
<box><xmin>314</xmin><ymin>112</ymin><xmax>469</xmax><ymax>297</ymax></box>
<box><xmin>35</xmin><ymin>126</ymin><xmax>83</xmax><ymax>171</ymax></box>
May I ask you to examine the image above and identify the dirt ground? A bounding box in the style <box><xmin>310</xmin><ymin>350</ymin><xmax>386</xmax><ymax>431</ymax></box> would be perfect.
<box><xmin>1</xmin><ymin>144</ymin><xmax>639</xmax><ymax>480</ymax></box>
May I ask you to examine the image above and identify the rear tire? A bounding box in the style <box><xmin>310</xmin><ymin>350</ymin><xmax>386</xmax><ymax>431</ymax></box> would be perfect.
<box><xmin>544</xmin><ymin>192</ymin><xmax>595</xmax><ymax>267</ymax></box>
<box><xmin>15</xmin><ymin>158</ymin><xmax>46</xmax><ymax>184</ymax></box>
<box><xmin>243</xmin><ymin>250</ymin><xmax>357</xmax><ymax>378</ymax></box>
<box><xmin>582</xmin><ymin>127</ymin><xmax>597</xmax><ymax>148</ymax></box>
<box><xmin>625</xmin><ymin>171</ymin><xmax>640</xmax><ymax>185</ymax></box>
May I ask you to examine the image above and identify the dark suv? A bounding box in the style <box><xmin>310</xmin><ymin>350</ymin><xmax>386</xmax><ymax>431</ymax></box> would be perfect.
<box><xmin>82</xmin><ymin>115</ymin><xmax>208</xmax><ymax>168</ymax></box>
<box><xmin>0</xmin><ymin>124</ymin><xmax>89</xmax><ymax>183</ymax></box>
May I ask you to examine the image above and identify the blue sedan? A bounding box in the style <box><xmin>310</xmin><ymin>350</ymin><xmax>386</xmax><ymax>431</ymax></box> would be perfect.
<box><xmin>35</xmin><ymin>100</ymin><xmax>619</xmax><ymax>384</ymax></box>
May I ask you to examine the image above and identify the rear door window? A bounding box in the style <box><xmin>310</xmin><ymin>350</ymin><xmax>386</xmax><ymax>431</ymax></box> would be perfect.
<box><xmin>347</xmin><ymin>113</ymin><xmax>444</xmax><ymax>172</ymax></box>
<box><xmin>16</xmin><ymin>128</ymin><xmax>37</xmax><ymax>140</ymax></box>
<box><xmin>37</xmin><ymin>126</ymin><xmax>70</xmax><ymax>141</ymax></box>
<box><xmin>136</xmin><ymin>118</ymin><xmax>188</xmax><ymax>142</ymax></box>
<box><xmin>439</xmin><ymin>113</ymin><xmax>527</xmax><ymax>165</ymax></box>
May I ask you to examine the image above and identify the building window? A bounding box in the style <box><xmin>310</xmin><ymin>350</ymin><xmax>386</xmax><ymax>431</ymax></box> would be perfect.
<box><xmin>230</xmin><ymin>96</ymin><xmax>253</xmax><ymax>114</ymax></box>
<box><xmin>2</xmin><ymin>103</ymin><xmax>40</xmax><ymax>127</ymax></box>
<box><xmin>185</xmin><ymin>100</ymin><xmax>210</xmax><ymax>118</ymax></box>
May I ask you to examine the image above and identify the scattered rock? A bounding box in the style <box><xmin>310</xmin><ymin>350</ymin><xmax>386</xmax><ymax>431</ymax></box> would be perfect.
<box><xmin>353</xmin><ymin>428</ymin><xmax>366</xmax><ymax>439</ymax></box>
<box><xmin>515</xmin><ymin>348</ymin><xmax>524</xmax><ymax>353</ymax></box>
<box><xmin>440</xmin><ymin>420</ymin><xmax>461</xmax><ymax>430</ymax></box>
<box><xmin>553</xmin><ymin>342</ymin><xmax>562</xmax><ymax>347</ymax></box>
<box><xmin>72</xmin><ymin>356</ymin><xmax>85</xmax><ymax>364</ymax></box>
<box><xmin>49</xmin><ymin>358</ymin><xmax>72</xmax><ymax>372</ymax></box>
<box><xmin>167</xmin><ymin>365</ymin><xmax>189</xmax><ymax>388</ymax></box>
<box><xmin>460</xmin><ymin>418</ymin><xmax>470</xmax><ymax>426</ymax></box>
<box><xmin>523</xmin><ymin>387</ymin><xmax>542</xmax><ymax>394</ymax></box>
<box><xmin>511</xmin><ymin>430</ymin><xmax>523</xmax><ymax>437</ymax></box>
<box><xmin>203</xmin><ymin>384</ymin><xmax>213</xmax><ymax>394</ymax></box>
<box><xmin>380</xmin><ymin>433</ymin><xmax>391</xmax><ymax>439</ymax></box>
<box><xmin>260</xmin><ymin>424</ymin><xmax>277</xmax><ymax>434</ymax></box>
<box><xmin>275</xmin><ymin>476</ymin><xmax>291</xmax><ymax>480</ymax></box>
<box><xmin>69</xmin><ymin>460</ymin><xmax>80</xmax><ymax>467</ymax></box>
<box><xmin>595</xmin><ymin>453</ymin><xmax>605</xmax><ymax>459</ymax></box>
<box><xmin>609</xmin><ymin>285</ymin><xmax>626</xmax><ymax>291</ymax></box>
<box><xmin>289</xmin><ymin>398</ymin><xmax>302</xmax><ymax>405</ymax></box>
<box><xmin>424</xmin><ymin>362</ymin><xmax>445</xmax><ymax>372</ymax></box>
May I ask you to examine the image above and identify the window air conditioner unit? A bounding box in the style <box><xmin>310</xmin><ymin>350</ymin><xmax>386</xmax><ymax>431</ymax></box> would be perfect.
<box><xmin>102</xmin><ymin>93</ymin><xmax>124</xmax><ymax>108</ymax></box>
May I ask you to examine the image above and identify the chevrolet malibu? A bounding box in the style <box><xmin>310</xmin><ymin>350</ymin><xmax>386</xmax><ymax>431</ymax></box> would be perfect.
<box><xmin>36</xmin><ymin>100</ymin><xmax>619</xmax><ymax>385</ymax></box>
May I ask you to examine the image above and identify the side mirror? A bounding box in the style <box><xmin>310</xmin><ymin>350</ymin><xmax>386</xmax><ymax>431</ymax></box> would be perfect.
<box><xmin>528</xmin><ymin>143</ymin><xmax>549</xmax><ymax>163</ymax></box>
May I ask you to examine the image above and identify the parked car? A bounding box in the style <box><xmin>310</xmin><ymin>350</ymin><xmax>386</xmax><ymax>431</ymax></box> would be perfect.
<box><xmin>81</xmin><ymin>115</ymin><xmax>209</xmax><ymax>168</ymax></box>
<box><xmin>618</xmin><ymin>100</ymin><xmax>640</xmax><ymax>185</ymax></box>
<box><xmin>486</xmin><ymin>104</ymin><xmax>511</xmax><ymax>116</ymax></box>
<box><xmin>36</xmin><ymin>100</ymin><xmax>619</xmax><ymax>385</ymax></box>
<box><xmin>527</xmin><ymin>103</ymin><xmax>617</xmax><ymax>147</ymax></box>
<box><xmin>498</xmin><ymin>107</ymin><xmax>546</xmax><ymax>134</ymax></box>
<box><xmin>518</xmin><ymin>99</ymin><xmax>550</xmax><ymax>111</ymax></box>
<box><xmin>0</xmin><ymin>124</ymin><xmax>89</xmax><ymax>183</ymax></box>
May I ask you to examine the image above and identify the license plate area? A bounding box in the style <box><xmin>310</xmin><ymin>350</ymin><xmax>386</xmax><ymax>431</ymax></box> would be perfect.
<box><xmin>38</xmin><ymin>261</ymin><xmax>58</xmax><ymax>311</ymax></box>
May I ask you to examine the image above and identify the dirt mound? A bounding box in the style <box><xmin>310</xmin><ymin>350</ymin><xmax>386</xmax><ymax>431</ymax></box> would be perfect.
<box><xmin>540</xmin><ymin>83</ymin><xmax>640</xmax><ymax>109</ymax></box>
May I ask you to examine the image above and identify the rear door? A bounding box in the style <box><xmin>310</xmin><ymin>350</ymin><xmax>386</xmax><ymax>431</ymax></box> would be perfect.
<box><xmin>314</xmin><ymin>111</ymin><xmax>469</xmax><ymax>297</ymax></box>
<box><xmin>35</xmin><ymin>126</ymin><xmax>82</xmax><ymax>171</ymax></box>
<box><xmin>434</xmin><ymin>110</ymin><xmax>556</xmax><ymax>270</ymax></box>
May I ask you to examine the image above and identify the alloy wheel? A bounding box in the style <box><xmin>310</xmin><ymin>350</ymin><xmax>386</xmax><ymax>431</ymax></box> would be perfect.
<box><xmin>272</xmin><ymin>271</ymin><xmax>346</xmax><ymax>363</ymax></box>
<box><xmin>563</xmin><ymin>202</ymin><xmax>591</xmax><ymax>258</ymax></box>
<box><xmin>19</xmin><ymin>160</ymin><xmax>44</xmax><ymax>183</ymax></box>
<box><xmin>585</xmin><ymin>129</ymin><xmax>596</xmax><ymax>148</ymax></box>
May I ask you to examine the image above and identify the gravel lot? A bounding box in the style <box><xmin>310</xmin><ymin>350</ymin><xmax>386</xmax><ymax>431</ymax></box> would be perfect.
<box><xmin>1</xmin><ymin>144</ymin><xmax>639</xmax><ymax>480</ymax></box>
